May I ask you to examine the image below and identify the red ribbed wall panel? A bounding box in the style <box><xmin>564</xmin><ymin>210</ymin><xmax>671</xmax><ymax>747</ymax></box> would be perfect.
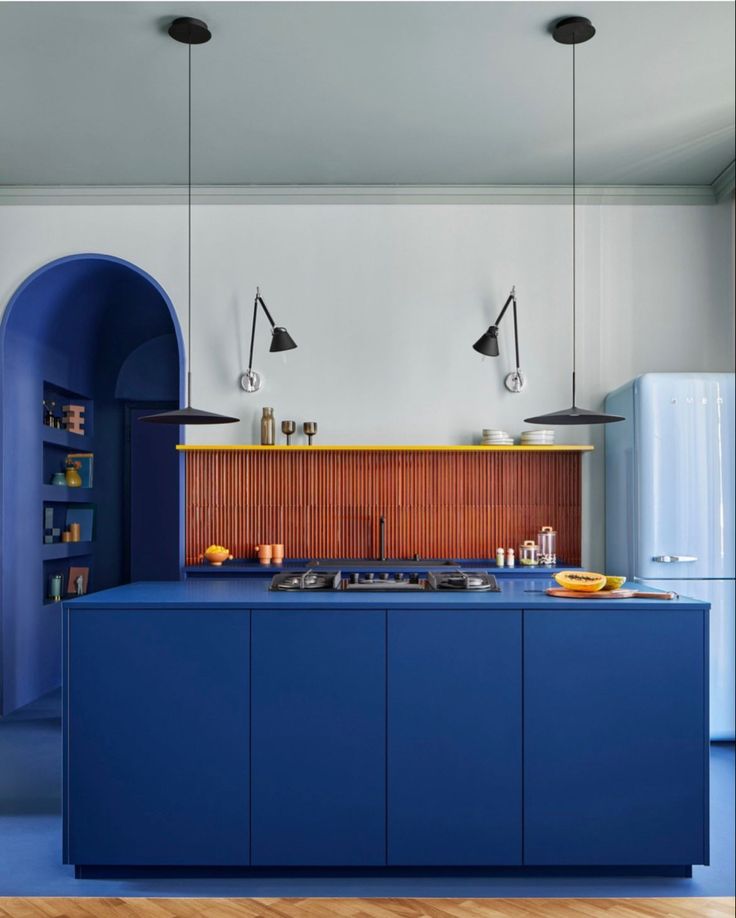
<box><xmin>185</xmin><ymin>451</ymin><xmax>582</xmax><ymax>564</ymax></box>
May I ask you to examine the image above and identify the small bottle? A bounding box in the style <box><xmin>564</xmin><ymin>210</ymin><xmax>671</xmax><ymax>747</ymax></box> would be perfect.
<box><xmin>260</xmin><ymin>407</ymin><xmax>275</xmax><ymax>446</ymax></box>
<box><xmin>496</xmin><ymin>547</ymin><xmax>505</xmax><ymax>568</ymax></box>
<box><xmin>506</xmin><ymin>548</ymin><xmax>515</xmax><ymax>568</ymax></box>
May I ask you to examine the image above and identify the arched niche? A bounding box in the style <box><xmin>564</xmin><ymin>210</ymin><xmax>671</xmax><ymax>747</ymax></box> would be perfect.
<box><xmin>0</xmin><ymin>254</ymin><xmax>184</xmax><ymax>715</ymax></box>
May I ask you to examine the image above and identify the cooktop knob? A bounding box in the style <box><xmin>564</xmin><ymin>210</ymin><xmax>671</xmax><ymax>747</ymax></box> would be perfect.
<box><xmin>365</xmin><ymin>572</ymin><xmax>375</xmax><ymax>581</ymax></box>
<box><xmin>396</xmin><ymin>572</ymin><xmax>404</xmax><ymax>581</ymax></box>
<box><xmin>380</xmin><ymin>572</ymin><xmax>390</xmax><ymax>580</ymax></box>
<box><xmin>351</xmin><ymin>572</ymin><xmax>360</xmax><ymax>584</ymax></box>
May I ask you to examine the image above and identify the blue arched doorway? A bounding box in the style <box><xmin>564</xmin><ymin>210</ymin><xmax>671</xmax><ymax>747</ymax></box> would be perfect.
<box><xmin>0</xmin><ymin>254</ymin><xmax>184</xmax><ymax>715</ymax></box>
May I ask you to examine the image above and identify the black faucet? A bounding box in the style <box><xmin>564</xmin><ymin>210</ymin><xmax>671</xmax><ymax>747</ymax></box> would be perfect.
<box><xmin>379</xmin><ymin>515</ymin><xmax>386</xmax><ymax>562</ymax></box>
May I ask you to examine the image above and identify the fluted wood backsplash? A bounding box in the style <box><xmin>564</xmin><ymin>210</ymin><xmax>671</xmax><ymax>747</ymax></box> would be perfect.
<box><xmin>184</xmin><ymin>448</ymin><xmax>583</xmax><ymax>564</ymax></box>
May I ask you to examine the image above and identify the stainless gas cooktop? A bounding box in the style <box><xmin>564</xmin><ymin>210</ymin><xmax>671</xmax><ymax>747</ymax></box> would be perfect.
<box><xmin>270</xmin><ymin>569</ymin><xmax>500</xmax><ymax>592</ymax></box>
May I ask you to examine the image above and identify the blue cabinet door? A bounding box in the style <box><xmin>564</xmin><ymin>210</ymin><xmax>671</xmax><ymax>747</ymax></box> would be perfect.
<box><xmin>251</xmin><ymin>610</ymin><xmax>385</xmax><ymax>865</ymax></box>
<box><xmin>65</xmin><ymin>609</ymin><xmax>250</xmax><ymax>865</ymax></box>
<box><xmin>524</xmin><ymin>609</ymin><xmax>708</xmax><ymax>866</ymax></box>
<box><xmin>388</xmin><ymin>609</ymin><xmax>522</xmax><ymax>865</ymax></box>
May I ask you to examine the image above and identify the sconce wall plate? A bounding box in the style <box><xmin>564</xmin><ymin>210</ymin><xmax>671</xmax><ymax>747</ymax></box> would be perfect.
<box><xmin>240</xmin><ymin>369</ymin><xmax>263</xmax><ymax>393</ymax></box>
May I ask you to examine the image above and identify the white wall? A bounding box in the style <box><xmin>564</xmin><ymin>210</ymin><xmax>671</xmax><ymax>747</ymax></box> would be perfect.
<box><xmin>1</xmin><ymin>198</ymin><xmax>733</xmax><ymax>569</ymax></box>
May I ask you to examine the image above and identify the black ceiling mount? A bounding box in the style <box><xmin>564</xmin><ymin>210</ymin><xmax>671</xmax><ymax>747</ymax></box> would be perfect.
<box><xmin>523</xmin><ymin>13</ymin><xmax>623</xmax><ymax>427</ymax></box>
<box><xmin>168</xmin><ymin>16</ymin><xmax>211</xmax><ymax>45</ymax></box>
<box><xmin>552</xmin><ymin>16</ymin><xmax>595</xmax><ymax>45</ymax></box>
<box><xmin>141</xmin><ymin>13</ymin><xmax>238</xmax><ymax>425</ymax></box>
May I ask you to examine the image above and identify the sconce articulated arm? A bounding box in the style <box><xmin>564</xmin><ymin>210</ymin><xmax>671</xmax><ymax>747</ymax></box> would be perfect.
<box><xmin>472</xmin><ymin>285</ymin><xmax>524</xmax><ymax>392</ymax></box>
<box><xmin>247</xmin><ymin>287</ymin><xmax>277</xmax><ymax>373</ymax></box>
<box><xmin>242</xmin><ymin>288</ymin><xmax>298</xmax><ymax>393</ymax></box>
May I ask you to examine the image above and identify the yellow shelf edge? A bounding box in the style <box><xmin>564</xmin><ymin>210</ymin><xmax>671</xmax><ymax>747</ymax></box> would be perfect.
<box><xmin>176</xmin><ymin>444</ymin><xmax>594</xmax><ymax>452</ymax></box>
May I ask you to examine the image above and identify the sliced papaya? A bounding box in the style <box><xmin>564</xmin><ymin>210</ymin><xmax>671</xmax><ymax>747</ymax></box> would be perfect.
<box><xmin>554</xmin><ymin>570</ymin><xmax>607</xmax><ymax>592</ymax></box>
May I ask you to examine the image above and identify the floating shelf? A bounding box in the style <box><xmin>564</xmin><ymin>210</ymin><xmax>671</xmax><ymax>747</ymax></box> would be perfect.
<box><xmin>42</xmin><ymin>541</ymin><xmax>93</xmax><ymax>560</ymax></box>
<box><xmin>41</xmin><ymin>485</ymin><xmax>94</xmax><ymax>503</ymax></box>
<box><xmin>42</xmin><ymin>426</ymin><xmax>93</xmax><ymax>450</ymax></box>
<box><xmin>176</xmin><ymin>444</ymin><xmax>594</xmax><ymax>452</ymax></box>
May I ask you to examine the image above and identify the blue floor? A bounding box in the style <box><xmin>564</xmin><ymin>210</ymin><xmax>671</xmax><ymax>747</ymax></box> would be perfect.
<box><xmin>1</xmin><ymin>689</ymin><xmax>733</xmax><ymax>898</ymax></box>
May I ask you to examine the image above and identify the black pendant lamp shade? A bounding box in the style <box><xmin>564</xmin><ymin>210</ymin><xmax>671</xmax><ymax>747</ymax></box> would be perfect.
<box><xmin>141</xmin><ymin>405</ymin><xmax>238</xmax><ymax>425</ymax></box>
<box><xmin>525</xmin><ymin>376</ymin><xmax>621</xmax><ymax>425</ymax></box>
<box><xmin>524</xmin><ymin>17</ymin><xmax>623</xmax><ymax>427</ymax></box>
<box><xmin>526</xmin><ymin>407</ymin><xmax>621</xmax><ymax>425</ymax></box>
<box><xmin>141</xmin><ymin>18</ymin><xmax>238</xmax><ymax>426</ymax></box>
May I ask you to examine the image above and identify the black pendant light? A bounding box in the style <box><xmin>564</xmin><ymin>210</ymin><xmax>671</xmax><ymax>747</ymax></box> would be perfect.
<box><xmin>525</xmin><ymin>17</ymin><xmax>623</xmax><ymax>426</ymax></box>
<box><xmin>141</xmin><ymin>18</ymin><xmax>238</xmax><ymax>425</ymax></box>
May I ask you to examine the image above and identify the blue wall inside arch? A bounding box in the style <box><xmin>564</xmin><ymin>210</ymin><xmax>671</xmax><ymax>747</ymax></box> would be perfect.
<box><xmin>0</xmin><ymin>254</ymin><xmax>184</xmax><ymax>715</ymax></box>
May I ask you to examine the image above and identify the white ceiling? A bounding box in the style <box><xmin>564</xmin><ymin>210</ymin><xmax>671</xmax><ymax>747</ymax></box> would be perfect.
<box><xmin>0</xmin><ymin>1</ymin><xmax>733</xmax><ymax>186</ymax></box>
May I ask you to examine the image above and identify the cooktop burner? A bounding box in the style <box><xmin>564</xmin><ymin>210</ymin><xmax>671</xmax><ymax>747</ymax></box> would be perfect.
<box><xmin>270</xmin><ymin>569</ymin><xmax>500</xmax><ymax>592</ymax></box>
<box><xmin>427</xmin><ymin>570</ymin><xmax>499</xmax><ymax>591</ymax></box>
<box><xmin>270</xmin><ymin>570</ymin><xmax>341</xmax><ymax>591</ymax></box>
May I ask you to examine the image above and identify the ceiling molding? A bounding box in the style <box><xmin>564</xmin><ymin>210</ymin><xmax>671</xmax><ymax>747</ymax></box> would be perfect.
<box><xmin>712</xmin><ymin>162</ymin><xmax>735</xmax><ymax>201</ymax></box>
<box><xmin>0</xmin><ymin>184</ymin><xmax>719</xmax><ymax>206</ymax></box>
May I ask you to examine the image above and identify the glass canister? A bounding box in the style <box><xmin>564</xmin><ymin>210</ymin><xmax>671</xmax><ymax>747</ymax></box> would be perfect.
<box><xmin>519</xmin><ymin>540</ymin><xmax>539</xmax><ymax>566</ymax></box>
<box><xmin>537</xmin><ymin>525</ymin><xmax>557</xmax><ymax>566</ymax></box>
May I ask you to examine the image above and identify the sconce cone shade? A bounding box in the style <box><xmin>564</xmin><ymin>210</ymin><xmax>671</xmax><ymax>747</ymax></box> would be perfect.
<box><xmin>270</xmin><ymin>326</ymin><xmax>297</xmax><ymax>352</ymax></box>
<box><xmin>473</xmin><ymin>327</ymin><xmax>500</xmax><ymax>357</ymax></box>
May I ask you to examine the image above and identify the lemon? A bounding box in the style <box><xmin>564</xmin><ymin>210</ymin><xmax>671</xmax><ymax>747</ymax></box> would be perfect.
<box><xmin>605</xmin><ymin>575</ymin><xmax>626</xmax><ymax>591</ymax></box>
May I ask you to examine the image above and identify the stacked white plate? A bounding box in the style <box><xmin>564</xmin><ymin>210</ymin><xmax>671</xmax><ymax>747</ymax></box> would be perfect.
<box><xmin>520</xmin><ymin>429</ymin><xmax>555</xmax><ymax>445</ymax></box>
<box><xmin>482</xmin><ymin>429</ymin><xmax>515</xmax><ymax>445</ymax></box>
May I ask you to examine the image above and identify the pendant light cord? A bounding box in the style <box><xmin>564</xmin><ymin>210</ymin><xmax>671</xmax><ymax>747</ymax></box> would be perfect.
<box><xmin>571</xmin><ymin>37</ymin><xmax>577</xmax><ymax>408</ymax></box>
<box><xmin>187</xmin><ymin>35</ymin><xmax>193</xmax><ymax>407</ymax></box>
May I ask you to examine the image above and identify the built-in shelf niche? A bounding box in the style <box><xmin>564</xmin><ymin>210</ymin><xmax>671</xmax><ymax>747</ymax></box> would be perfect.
<box><xmin>42</xmin><ymin>553</ymin><xmax>92</xmax><ymax>606</ymax></box>
<box><xmin>41</xmin><ymin>380</ymin><xmax>95</xmax><ymax>611</ymax></box>
<box><xmin>42</xmin><ymin>380</ymin><xmax>94</xmax><ymax>440</ymax></box>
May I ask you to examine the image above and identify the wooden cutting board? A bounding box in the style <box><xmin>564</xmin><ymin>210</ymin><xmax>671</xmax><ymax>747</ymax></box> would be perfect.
<box><xmin>546</xmin><ymin>588</ymin><xmax>678</xmax><ymax>601</ymax></box>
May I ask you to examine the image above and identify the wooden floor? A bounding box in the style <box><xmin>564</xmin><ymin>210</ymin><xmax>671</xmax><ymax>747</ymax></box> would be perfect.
<box><xmin>0</xmin><ymin>898</ymin><xmax>733</xmax><ymax>918</ymax></box>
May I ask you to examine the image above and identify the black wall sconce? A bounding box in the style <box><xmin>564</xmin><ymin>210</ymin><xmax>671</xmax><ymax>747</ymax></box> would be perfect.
<box><xmin>240</xmin><ymin>287</ymin><xmax>297</xmax><ymax>393</ymax></box>
<box><xmin>473</xmin><ymin>286</ymin><xmax>525</xmax><ymax>393</ymax></box>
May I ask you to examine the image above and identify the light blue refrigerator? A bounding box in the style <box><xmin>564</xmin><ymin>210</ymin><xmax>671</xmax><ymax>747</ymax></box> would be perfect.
<box><xmin>606</xmin><ymin>372</ymin><xmax>735</xmax><ymax>740</ymax></box>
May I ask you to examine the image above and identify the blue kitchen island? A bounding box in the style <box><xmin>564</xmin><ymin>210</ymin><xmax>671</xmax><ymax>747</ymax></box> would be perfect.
<box><xmin>62</xmin><ymin>578</ymin><xmax>710</xmax><ymax>877</ymax></box>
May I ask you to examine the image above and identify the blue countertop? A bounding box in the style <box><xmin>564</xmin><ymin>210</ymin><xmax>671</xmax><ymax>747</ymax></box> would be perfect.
<box><xmin>66</xmin><ymin>577</ymin><xmax>708</xmax><ymax>611</ymax></box>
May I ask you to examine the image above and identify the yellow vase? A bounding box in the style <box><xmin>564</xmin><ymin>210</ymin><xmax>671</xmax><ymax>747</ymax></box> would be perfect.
<box><xmin>65</xmin><ymin>466</ymin><xmax>82</xmax><ymax>488</ymax></box>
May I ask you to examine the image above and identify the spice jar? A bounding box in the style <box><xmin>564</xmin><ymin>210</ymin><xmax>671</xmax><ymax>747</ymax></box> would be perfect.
<box><xmin>537</xmin><ymin>526</ymin><xmax>557</xmax><ymax>566</ymax></box>
<box><xmin>519</xmin><ymin>540</ymin><xmax>539</xmax><ymax>566</ymax></box>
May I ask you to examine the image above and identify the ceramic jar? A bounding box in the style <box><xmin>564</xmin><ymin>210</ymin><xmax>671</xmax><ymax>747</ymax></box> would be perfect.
<box><xmin>256</xmin><ymin>544</ymin><xmax>273</xmax><ymax>564</ymax></box>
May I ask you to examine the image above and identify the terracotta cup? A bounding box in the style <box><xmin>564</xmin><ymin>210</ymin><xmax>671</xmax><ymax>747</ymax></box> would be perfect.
<box><xmin>255</xmin><ymin>544</ymin><xmax>272</xmax><ymax>565</ymax></box>
<box><xmin>271</xmin><ymin>543</ymin><xmax>284</xmax><ymax>564</ymax></box>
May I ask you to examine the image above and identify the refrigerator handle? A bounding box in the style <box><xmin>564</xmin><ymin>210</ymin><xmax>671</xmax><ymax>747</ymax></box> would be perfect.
<box><xmin>652</xmin><ymin>555</ymin><xmax>698</xmax><ymax>563</ymax></box>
